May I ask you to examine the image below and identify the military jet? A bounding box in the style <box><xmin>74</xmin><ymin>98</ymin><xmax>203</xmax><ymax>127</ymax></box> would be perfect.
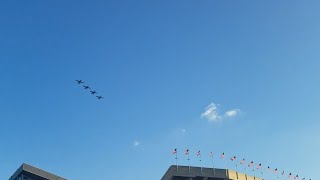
<box><xmin>90</xmin><ymin>91</ymin><xmax>97</xmax><ymax>95</ymax></box>
<box><xmin>83</xmin><ymin>85</ymin><xmax>91</xmax><ymax>90</ymax></box>
<box><xmin>76</xmin><ymin>80</ymin><xmax>84</xmax><ymax>84</ymax></box>
<box><xmin>96</xmin><ymin>96</ymin><xmax>104</xmax><ymax>99</ymax></box>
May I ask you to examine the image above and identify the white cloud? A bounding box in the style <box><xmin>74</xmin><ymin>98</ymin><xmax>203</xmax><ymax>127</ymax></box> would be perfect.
<box><xmin>201</xmin><ymin>103</ymin><xmax>221</xmax><ymax>122</ymax></box>
<box><xmin>201</xmin><ymin>102</ymin><xmax>241</xmax><ymax>122</ymax></box>
<box><xmin>133</xmin><ymin>140</ymin><xmax>140</xmax><ymax>147</ymax></box>
<box><xmin>225</xmin><ymin>109</ymin><xmax>240</xmax><ymax>117</ymax></box>
<box><xmin>180</xmin><ymin>128</ymin><xmax>186</xmax><ymax>133</ymax></box>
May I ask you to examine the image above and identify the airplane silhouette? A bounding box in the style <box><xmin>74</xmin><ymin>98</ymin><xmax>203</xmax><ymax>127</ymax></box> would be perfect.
<box><xmin>83</xmin><ymin>85</ymin><xmax>90</xmax><ymax>90</ymax></box>
<box><xmin>96</xmin><ymin>96</ymin><xmax>103</xmax><ymax>99</ymax></box>
<box><xmin>76</xmin><ymin>80</ymin><xmax>84</xmax><ymax>84</ymax></box>
<box><xmin>90</xmin><ymin>91</ymin><xmax>97</xmax><ymax>95</ymax></box>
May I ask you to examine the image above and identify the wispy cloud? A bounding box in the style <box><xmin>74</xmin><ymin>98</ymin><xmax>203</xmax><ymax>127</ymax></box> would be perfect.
<box><xmin>133</xmin><ymin>140</ymin><xmax>140</xmax><ymax>147</ymax></box>
<box><xmin>179</xmin><ymin>128</ymin><xmax>186</xmax><ymax>134</ymax></box>
<box><xmin>201</xmin><ymin>103</ymin><xmax>221</xmax><ymax>122</ymax></box>
<box><xmin>225</xmin><ymin>109</ymin><xmax>240</xmax><ymax>117</ymax></box>
<box><xmin>201</xmin><ymin>102</ymin><xmax>240</xmax><ymax>122</ymax></box>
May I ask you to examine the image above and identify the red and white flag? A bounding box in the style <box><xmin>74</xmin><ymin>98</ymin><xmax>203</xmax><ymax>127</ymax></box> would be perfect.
<box><xmin>221</xmin><ymin>152</ymin><xmax>225</xmax><ymax>159</ymax></box>
<box><xmin>248</xmin><ymin>161</ymin><xmax>254</xmax><ymax>167</ymax></box>
<box><xmin>257</xmin><ymin>163</ymin><xmax>262</xmax><ymax>169</ymax></box>
<box><xmin>294</xmin><ymin>175</ymin><xmax>299</xmax><ymax>179</ymax></box>
<box><xmin>209</xmin><ymin>151</ymin><xmax>213</xmax><ymax>157</ymax></box>
<box><xmin>230</xmin><ymin>156</ymin><xmax>236</xmax><ymax>161</ymax></box>
<box><xmin>196</xmin><ymin>150</ymin><xmax>201</xmax><ymax>156</ymax></box>
<box><xmin>240</xmin><ymin>158</ymin><xmax>245</xmax><ymax>164</ymax></box>
<box><xmin>266</xmin><ymin>166</ymin><xmax>270</xmax><ymax>172</ymax></box>
<box><xmin>273</xmin><ymin>168</ymin><xmax>278</xmax><ymax>174</ymax></box>
<box><xmin>172</xmin><ymin>148</ymin><xmax>177</xmax><ymax>154</ymax></box>
<box><xmin>288</xmin><ymin>173</ymin><xmax>292</xmax><ymax>179</ymax></box>
<box><xmin>184</xmin><ymin>149</ymin><xmax>189</xmax><ymax>155</ymax></box>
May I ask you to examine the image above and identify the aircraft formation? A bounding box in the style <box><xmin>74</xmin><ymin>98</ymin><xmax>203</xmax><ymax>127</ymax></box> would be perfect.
<box><xmin>76</xmin><ymin>80</ymin><xmax>104</xmax><ymax>100</ymax></box>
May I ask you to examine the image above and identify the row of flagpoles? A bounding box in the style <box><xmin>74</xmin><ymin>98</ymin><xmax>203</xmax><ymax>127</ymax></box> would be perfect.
<box><xmin>172</xmin><ymin>148</ymin><xmax>311</xmax><ymax>180</ymax></box>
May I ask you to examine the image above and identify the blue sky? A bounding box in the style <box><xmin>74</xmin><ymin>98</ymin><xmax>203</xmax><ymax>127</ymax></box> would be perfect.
<box><xmin>1</xmin><ymin>0</ymin><xmax>320</xmax><ymax>179</ymax></box>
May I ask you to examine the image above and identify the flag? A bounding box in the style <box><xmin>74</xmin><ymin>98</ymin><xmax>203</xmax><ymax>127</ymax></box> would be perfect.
<box><xmin>288</xmin><ymin>173</ymin><xmax>292</xmax><ymax>179</ymax></box>
<box><xmin>257</xmin><ymin>163</ymin><xmax>262</xmax><ymax>169</ymax></box>
<box><xmin>209</xmin><ymin>151</ymin><xmax>213</xmax><ymax>157</ymax></box>
<box><xmin>221</xmin><ymin>152</ymin><xmax>225</xmax><ymax>159</ymax></box>
<box><xmin>282</xmin><ymin>170</ymin><xmax>285</xmax><ymax>176</ymax></box>
<box><xmin>197</xmin><ymin>150</ymin><xmax>201</xmax><ymax>156</ymax></box>
<box><xmin>302</xmin><ymin>178</ymin><xmax>305</xmax><ymax>180</ymax></box>
<box><xmin>230</xmin><ymin>156</ymin><xmax>236</xmax><ymax>161</ymax></box>
<box><xmin>266</xmin><ymin>166</ymin><xmax>270</xmax><ymax>172</ymax></box>
<box><xmin>184</xmin><ymin>149</ymin><xmax>189</xmax><ymax>155</ymax></box>
<box><xmin>294</xmin><ymin>175</ymin><xmax>299</xmax><ymax>179</ymax></box>
<box><xmin>172</xmin><ymin>148</ymin><xmax>177</xmax><ymax>154</ymax></box>
<box><xmin>248</xmin><ymin>161</ymin><xmax>254</xmax><ymax>167</ymax></box>
<box><xmin>240</xmin><ymin>158</ymin><xmax>245</xmax><ymax>164</ymax></box>
<box><xmin>273</xmin><ymin>168</ymin><xmax>278</xmax><ymax>174</ymax></box>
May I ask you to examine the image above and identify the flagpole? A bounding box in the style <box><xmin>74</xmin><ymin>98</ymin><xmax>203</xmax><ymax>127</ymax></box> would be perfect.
<box><xmin>188</xmin><ymin>153</ymin><xmax>190</xmax><ymax>174</ymax></box>
<box><xmin>200</xmin><ymin>153</ymin><xmax>203</xmax><ymax>174</ymax></box>
<box><xmin>253</xmin><ymin>166</ymin><xmax>255</xmax><ymax>177</ymax></box>
<box><xmin>270</xmin><ymin>171</ymin><xmax>272</xmax><ymax>180</ymax></box>
<box><xmin>225</xmin><ymin>159</ymin><xmax>227</xmax><ymax>177</ymax></box>
<box><xmin>175</xmin><ymin>152</ymin><xmax>178</xmax><ymax>172</ymax></box>
<box><xmin>235</xmin><ymin>159</ymin><xmax>238</xmax><ymax>172</ymax></box>
<box><xmin>235</xmin><ymin>159</ymin><xmax>238</xmax><ymax>180</ymax></box>
<box><xmin>211</xmin><ymin>154</ymin><xmax>215</xmax><ymax>176</ymax></box>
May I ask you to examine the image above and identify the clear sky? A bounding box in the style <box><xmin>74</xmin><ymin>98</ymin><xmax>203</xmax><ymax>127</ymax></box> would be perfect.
<box><xmin>1</xmin><ymin>0</ymin><xmax>320</xmax><ymax>179</ymax></box>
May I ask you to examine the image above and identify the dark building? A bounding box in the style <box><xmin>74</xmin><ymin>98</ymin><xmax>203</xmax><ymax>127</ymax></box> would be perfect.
<box><xmin>162</xmin><ymin>165</ymin><xmax>263</xmax><ymax>180</ymax></box>
<box><xmin>9</xmin><ymin>163</ymin><xmax>66</xmax><ymax>180</ymax></box>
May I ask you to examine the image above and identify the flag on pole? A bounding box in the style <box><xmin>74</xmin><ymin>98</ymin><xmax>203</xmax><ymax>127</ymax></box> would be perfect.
<box><xmin>172</xmin><ymin>148</ymin><xmax>177</xmax><ymax>154</ymax></box>
<box><xmin>248</xmin><ymin>161</ymin><xmax>254</xmax><ymax>167</ymax></box>
<box><xmin>184</xmin><ymin>149</ymin><xmax>189</xmax><ymax>155</ymax></box>
<box><xmin>294</xmin><ymin>175</ymin><xmax>299</xmax><ymax>179</ymax></box>
<box><xmin>273</xmin><ymin>168</ymin><xmax>278</xmax><ymax>174</ymax></box>
<box><xmin>197</xmin><ymin>150</ymin><xmax>201</xmax><ymax>156</ymax></box>
<box><xmin>230</xmin><ymin>156</ymin><xmax>236</xmax><ymax>161</ymax></box>
<box><xmin>266</xmin><ymin>166</ymin><xmax>270</xmax><ymax>172</ymax></box>
<box><xmin>288</xmin><ymin>173</ymin><xmax>292</xmax><ymax>179</ymax></box>
<box><xmin>185</xmin><ymin>149</ymin><xmax>190</xmax><ymax>173</ymax></box>
<box><xmin>257</xmin><ymin>163</ymin><xmax>262</xmax><ymax>169</ymax></box>
<box><xmin>221</xmin><ymin>152</ymin><xmax>225</xmax><ymax>159</ymax></box>
<box><xmin>240</xmin><ymin>158</ymin><xmax>245</xmax><ymax>164</ymax></box>
<box><xmin>210</xmin><ymin>151</ymin><xmax>213</xmax><ymax>157</ymax></box>
<box><xmin>282</xmin><ymin>170</ymin><xmax>285</xmax><ymax>176</ymax></box>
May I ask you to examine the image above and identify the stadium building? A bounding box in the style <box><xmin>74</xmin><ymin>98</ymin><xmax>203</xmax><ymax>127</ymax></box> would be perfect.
<box><xmin>162</xmin><ymin>165</ymin><xmax>263</xmax><ymax>180</ymax></box>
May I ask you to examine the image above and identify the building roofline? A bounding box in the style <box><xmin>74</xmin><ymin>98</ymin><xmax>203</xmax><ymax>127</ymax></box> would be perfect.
<box><xmin>9</xmin><ymin>163</ymin><xmax>67</xmax><ymax>180</ymax></box>
<box><xmin>162</xmin><ymin>165</ymin><xmax>263</xmax><ymax>180</ymax></box>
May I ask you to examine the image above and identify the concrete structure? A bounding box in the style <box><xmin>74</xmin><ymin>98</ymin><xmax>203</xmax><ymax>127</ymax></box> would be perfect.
<box><xmin>162</xmin><ymin>165</ymin><xmax>264</xmax><ymax>180</ymax></box>
<box><xmin>9</xmin><ymin>163</ymin><xmax>67</xmax><ymax>180</ymax></box>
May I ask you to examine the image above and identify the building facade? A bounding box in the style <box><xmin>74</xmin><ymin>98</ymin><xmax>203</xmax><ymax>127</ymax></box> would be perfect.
<box><xmin>162</xmin><ymin>165</ymin><xmax>264</xmax><ymax>180</ymax></box>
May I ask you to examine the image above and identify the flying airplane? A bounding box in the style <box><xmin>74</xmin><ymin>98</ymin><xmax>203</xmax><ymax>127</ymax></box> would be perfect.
<box><xmin>96</xmin><ymin>96</ymin><xmax>104</xmax><ymax>99</ymax></box>
<box><xmin>76</xmin><ymin>80</ymin><xmax>84</xmax><ymax>84</ymax></box>
<box><xmin>90</xmin><ymin>91</ymin><xmax>97</xmax><ymax>95</ymax></box>
<box><xmin>83</xmin><ymin>85</ymin><xmax>90</xmax><ymax>90</ymax></box>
